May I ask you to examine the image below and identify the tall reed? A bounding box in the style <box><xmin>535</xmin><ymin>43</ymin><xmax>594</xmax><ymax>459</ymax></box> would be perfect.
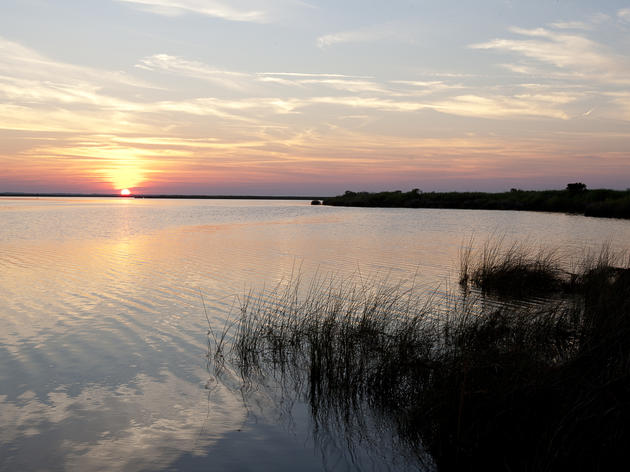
<box><xmin>223</xmin><ymin>244</ymin><xmax>630</xmax><ymax>471</ymax></box>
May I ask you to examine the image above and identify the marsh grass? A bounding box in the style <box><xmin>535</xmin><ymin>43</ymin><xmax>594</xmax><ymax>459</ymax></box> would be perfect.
<box><xmin>459</xmin><ymin>238</ymin><xmax>630</xmax><ymax>299</ymax></box>
<box><xmin>459</xmin><ymin>238</ymin><xmax>566</xmax><ymax>297</ymax></box>
<box><xmin>217</xmin><ymin>244</ymin><xmax>630</xmax><ymax>471</ymax></box>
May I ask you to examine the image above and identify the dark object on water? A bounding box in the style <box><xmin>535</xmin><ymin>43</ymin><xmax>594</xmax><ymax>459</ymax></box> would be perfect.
<box><xmin>311</xmin><ymin>200</ymin><xmax>322</xmax><ymax>205</ymax></box>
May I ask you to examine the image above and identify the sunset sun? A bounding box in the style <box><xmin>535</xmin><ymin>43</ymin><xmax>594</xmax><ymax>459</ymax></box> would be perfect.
<box><xmin>120</xmin><ymin>189</ymin><xmax>131</xmax><ymax>196</ymax></box>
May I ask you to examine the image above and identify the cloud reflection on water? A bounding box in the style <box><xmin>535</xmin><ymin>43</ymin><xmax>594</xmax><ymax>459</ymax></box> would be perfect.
<box><xmin>1</xmin><ymin>370</ymin><xmax>245</xmax><ymax>471</ymax></box>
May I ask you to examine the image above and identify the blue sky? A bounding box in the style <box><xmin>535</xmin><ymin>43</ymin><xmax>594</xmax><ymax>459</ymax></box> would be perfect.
<box><xmin>1</xmin><ymin>1</ymin><xmax>629</xmax><ymax>194</ymax></box>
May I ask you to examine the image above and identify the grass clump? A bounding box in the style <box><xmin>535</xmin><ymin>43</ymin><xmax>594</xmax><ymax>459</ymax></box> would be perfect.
<box><xmin>228</xmin><ymin>246</ymin><xmax>630</xmax><ymax>471</ymax></box>
<box><xmin>459</xmin><ymin>238</ymin><xmax>630</xmax><ymax>299</ymax></box>
<box><xmin>459</xmin><ymin>239</ymin><xmax>565</xmax><ymax>296</ymax></box>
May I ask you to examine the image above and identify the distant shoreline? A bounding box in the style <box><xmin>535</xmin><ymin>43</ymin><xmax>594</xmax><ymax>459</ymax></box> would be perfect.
<box><xmin>5</xmin><ymin>190</ymin><xmax>630</xmax><ymax>219</ymax></box>
<box><xmin>0</xmin><ymin>193</ymin><xmax>325</xmax><ymax>201</ymax></box>
<box><xmin>322</xmin><ymin>188</ymin><xmax>630</xmax><ymax>219</ymax></box>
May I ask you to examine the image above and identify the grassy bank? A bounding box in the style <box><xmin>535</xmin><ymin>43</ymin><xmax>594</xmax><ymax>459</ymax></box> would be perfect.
<box><xmin>322</xmin><ymin>187</ymin><xmax>630</xmax><ymax>219</ymax></box>
<box><xmin>459</xmin><ymin>239</ymin><xmax>630</xmax><ymax>297</ymax></box>
<box><xmin>225</xmin><ymin>245</ymin><xmax>630</xmax><ymax>471</ymax></box>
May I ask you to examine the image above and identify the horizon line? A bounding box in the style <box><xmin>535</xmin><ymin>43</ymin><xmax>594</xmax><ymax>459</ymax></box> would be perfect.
<box><xmin>0</xmin><ymin>192</ymin><xmax>327</xmax><ymax>200</ymax></box>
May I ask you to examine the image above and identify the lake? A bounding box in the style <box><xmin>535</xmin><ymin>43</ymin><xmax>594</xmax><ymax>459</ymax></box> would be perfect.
<box><xmin>2</xmin><ymin>197</ymin><xmax>630</xmax><ymax>471</ymax></box>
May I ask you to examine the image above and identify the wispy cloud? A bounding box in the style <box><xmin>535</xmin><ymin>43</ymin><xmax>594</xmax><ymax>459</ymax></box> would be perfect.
<box><xmin>116</xmin><ymin>0</ymin><xmax>267</xmax><ymax>22</ymax></box>
<box><xmin>549</xmin><ymin>21</ymin><xmax>591</xmax><ymax>30</ymax></box>
<box><xmin>0</xmin><ymin>33</ymin><xmax>611</xmax><ymax>133</ymax></box>
<box><xmin>257</xmin><ymin>72</ymin><xmax>372</xmax><ymax>79</ymax></box>
<box><xmin>256</xmin><ymin>73</ymin><xmax>385</xmax><ymax>93</ymax></box>
<box><xmin>619</xmin><ymin>8</ymin><xmax>630</xmax><ymax>22</ymax></box>
<box><xmin>137</xmin><ymin>56</ymin><xmax>388</xmax><ymax>93</ymax></box>
<box><xmin>308</xmin><ymin>91</ymin><xmax>575</xmax><ymax>120</ymax></box>
<box><xmin>310</xmin><ymin>96</ymin><xmax>427</xmax><ymax>112</ymax></box>
<box><xmin>0</xmin><ymin>37</ymin><xmax>149</xmax><ymax>88</ymax></box>
<box><xmin>603</xmin><ymin>91</ymin><xmax>630</xmax><ymax>120</ymax></box>
<box><xmin>0</xmin><ymin>35</ymin><xmax>596</xmax><ymax>137</ymax></box>
<box><xmin>0</xmin><ymin>37</ymin><xmax>155</xmax><ymax>132</ymax></box>
<box><xmin>431</xmin><ymin>93</ymin><xmax>574</xmax><ymax>120</ymax></box>
<box><xmin>317</xmin><ymin>22</ymin><xmax>414</xmax><ymax>48</ymax></box>
<box><xmin>471</xmin><ymin>26</ymin><xmax>630</xmax><ymax>84</ymax></box>
<box><xmin>137</xmin><ymin>54</ymin><xmax>249</xmax><ymax>90</ymax></box>
<box><xmin>154</xmin><ymin>97</ymin><xmax>304</xmax><ymax>119</ymax></box>
<box><xmin>116</xmin><ymin>0</ymin><xmax>312</xmax><ymax>23</ymax></box>
<box><xmin>390</xmin><ymin>80</ymin><xmax>465</xmax><ymax>96</ymax></box>
<box><xmin>472</xmin><ymin>27</ymin><xmax>608</xmax><ymax>69</ymax></box>
<box><xmin>256</xmin><ymin>72</ymin><xmax>379</xmax><ymax>90</ymax></box>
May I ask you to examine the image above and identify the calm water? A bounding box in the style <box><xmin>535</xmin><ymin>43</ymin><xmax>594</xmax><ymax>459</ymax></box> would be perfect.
<box><xmin>2</xmin><ymin>197</ymin><xmax>630</xmax><ymax>471</ymax></box>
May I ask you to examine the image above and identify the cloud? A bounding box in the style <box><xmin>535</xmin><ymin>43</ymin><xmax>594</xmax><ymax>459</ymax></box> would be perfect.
<box><xmin>137</xmin><ymin>57</ymin><xmax>388</xmax><ymax>94</ymax></box>
<box><xmin>0</xmin><ymin>37</ymin><xmax>157</xmax><ymax>133</ymax></box>
<box><xmin>317</xmin><ymin>22</ymin><xmax>413</xmax><ymax>48</ymax></box>
<box><xmin>116</xmin><ymin>0</ymin><xmax>312</xmax><ymax>23</ymax></box>
<box><xmin>300</xmin><ymin>78</ymin><xmax>387</xmax><ymax>93</ymax></box>
<box><xmin>0</xmin><ymin>372</ymin><xmax>244</xmax><ymax>472</ymax></box>
<box><xmin>256</xmin><ymin>72</ymin><xmax>382</xmax><ymax>91</ymax></box>
<box><xmin>603</xmin><ymin>91</ymin><xmax>630</xmax><ymax>120</ymax></box>
<box><xmin>390</xmin><ymin>80</ymin><xmax>465</xmax><ymax>96</ymax></box>
<box><xmin>470</xmin><ymin>26</ymin><xmax>630</xmax><ymax>85</ymax></box>
<box><xmin>431</xmin><ymin>93</ymin><xmax>573</xmax><ymax>120</ymax></box>
<box><xmin>0</xmin><ymin>37</ymin><xmax>149</xmax><ymax>89</ymax></box>
<box><xmin>0</xmin><ymin>104</ymin><xmax>152</xmax><ymax>134</ymax></box>
<box><xmin>308</xmin><ymin>91</ymin><xmax>574</xmax><ymax>120</ymax></box>
<box><xmin>472</xmin><ymin>27</ymin><xmax>607</xmax><ymax>69</ymax></box>
<box><xmin>137</xmin><ymin>57</ymin><xmax>386</xmax><ymax>93</ymax></box>
<box><xmin>619</xmin><ymin>8</ymin><xmax>630</xmax><ymax>22</ymax></box>
<box><xmin>0</xmin><ymin>34</ymin><xmax>603</xmax><ymax>136</ymax></box>
<box><xmin>116</xmin><ymin>0</ymin><xmax>267</xmax><ymax>22</ymax></box>
<box><xmin>0</xmin><ymin>39</ymin><xmax>312</xmax><ymax>132</ymax></box>
<box><xmin>310</xmin><ymin>96</ymin><xmax>428</xmax><ymax>112</ymax></box>
<box><xmin>257</xmin><ymin>74</ymin><xmax>385</xmax><ymax>93</ymax></box>
<box><xmin>257</xmin><ymin>72</ymin><xmax>372</xmax><ymax>79</ymax></box>
<box><xmin>137</xmin><ymin>54</ymin><xmax>250</xmax><ymax>90</ymax></box>
<box><xmin>153</xmin><ymin>97</ymin><xmax>304</xmax><ymax>119</ymax></box>
<box><xmin>549</xmin><ymin>21</ymin><xmax>591</xmax><ymax>30</ymax></box>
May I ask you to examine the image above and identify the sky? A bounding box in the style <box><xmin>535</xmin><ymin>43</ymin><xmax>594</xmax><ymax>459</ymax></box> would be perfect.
<box><xmin>1</xmin><ymin>0</ymin><xmax>629</xmax><ymax>195</ymax></box>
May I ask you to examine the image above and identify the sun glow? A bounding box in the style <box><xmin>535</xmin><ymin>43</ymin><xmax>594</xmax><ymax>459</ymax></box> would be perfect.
<box><xmin>121</xmin><ymin>189</ymin><xmax>131</xmax><ymax>196</ymax></box>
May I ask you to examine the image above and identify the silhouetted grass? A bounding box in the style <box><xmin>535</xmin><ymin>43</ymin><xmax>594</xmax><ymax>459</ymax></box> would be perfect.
<box><xmin>229</xmin><ymin>247</ymin><xmax>630</xmax><ymax>471</ymax></box>
<box><xmin>460</xmin><ymin>239</ymin><xmax>630</xmax><ymax>298</ymax></box>
<box><xmin>459</xmin><ymin>239</ymin><xmax>565</xmax><ymax>296</ymax></box>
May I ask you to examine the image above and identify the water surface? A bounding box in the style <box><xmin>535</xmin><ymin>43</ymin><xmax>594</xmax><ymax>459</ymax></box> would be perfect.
<box><xmin>2</xmin><ymin>197</ymin><xmax>629</xmax><ymax>471</ymax></box>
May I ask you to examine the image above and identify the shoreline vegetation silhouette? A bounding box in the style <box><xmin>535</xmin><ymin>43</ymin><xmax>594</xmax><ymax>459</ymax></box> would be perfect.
<box><xmin>322</xmin><ymin>183</ymin><xmax>630</xmax><ymax>219</ymax></box>
<box><xmin>4</xmin><ymin>183</ymin><xmax>630</xmax><ymax>219</ymax></box>
<box><xmin>0</xmin><ymin>192</ymin><xmax>320</xmax><ymax>200</ymax></box>
<box><xmin>207</xmin><ymin>240</ymin><xmax>630</xmax><ymax>471</ymax></box>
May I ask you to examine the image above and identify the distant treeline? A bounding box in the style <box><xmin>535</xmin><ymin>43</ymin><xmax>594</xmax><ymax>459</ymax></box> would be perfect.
<box><xmin>0</xmin><ymin>192</ymin><xmax>320</xmax><ymax>201</ymax></box>
<box><xmin>322</xmin><ymin>184</ymin><xmax>630</xmax><ymax>219</ymax></box>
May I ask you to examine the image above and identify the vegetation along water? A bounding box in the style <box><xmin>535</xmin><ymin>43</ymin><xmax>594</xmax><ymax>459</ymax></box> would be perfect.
<box><xmin>210</xmin><ymin>241</ymin><xmax>630</xmax><ymax>471</ymax></box>
<box><xmin>323</xmin><ymin>184</ymin><xmax>630</xmax><ymax>219</ymax></box>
